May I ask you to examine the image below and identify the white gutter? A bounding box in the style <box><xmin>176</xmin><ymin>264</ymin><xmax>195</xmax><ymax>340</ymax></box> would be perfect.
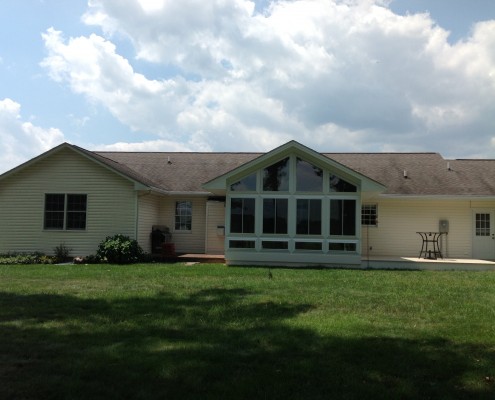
<box><xmin>379</xmin><ymin>194</ymin><xmax>495</xmax><ymax>200</ymax></box>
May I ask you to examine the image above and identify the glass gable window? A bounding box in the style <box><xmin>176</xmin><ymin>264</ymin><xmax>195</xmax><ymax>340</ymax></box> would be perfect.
<box><xmin>296</xmin><ymin>199</ymin><xmax>322</xmax><ymax>235</ymax></box>
<box><xmin>263</xmin><ymin>157</ymin><xmax>289</xmax><ymax>192</ymax></box>
<box><xmin>230</xmin><ymin>173</ymin><xmax>257</xmax><ymax>191</ymax></box>
<box><xmin>296</xmin><ymin>158</ymin><xmax>323</xmax><ymax>192</ymax></box>
<box><xmin>230</xmin><ymin>198</ymin><xmax>255</xmax><ymax>233</ymax></box>
<box><xmin>44</xmin><ymin>194</ymin><xmax>87</xmax><ymax>230</ymax></box>
<box><xmin>330</xmin><ymin>199</ymin><xmax>356</xmax><ymax>236</ymax></box>
<box><xmin>175</xmin><ymin>201</ymin><xmax>192</xmax><ymax>231</ymax></box>
<box><xmin>329</xmin><ymin>174</ymin><xmax>357</xmax><ymax>192</ymax></box>
<box><xmin>263</xmin><ymin>198</ymin><xmax>288</xmax><ymax>234</ymax></box>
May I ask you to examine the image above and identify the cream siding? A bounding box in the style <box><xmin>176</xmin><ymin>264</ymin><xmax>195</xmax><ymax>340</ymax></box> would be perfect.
<box><xmin>137</xmin><ymin>193</ymin><xmax>161</xmax><ymax>253</ymax></box>
<box><xmin>205</xmin><ymin>200</ymin><xmax>226</xmax><ymax>254</ymax></box>
<box><xmin>158</xmin><ymin>196</ymin><xmax>207</xmax><ymax>253</ymax></box>
<box><xmin>361</xmin><ymin>198</ymin><xmax>493</xmax><ymax>259</ymax></box>
<box><xmin>0</xmin><ymin>148</ymin><xmax>137</xmax><ymax>256</ymax></box>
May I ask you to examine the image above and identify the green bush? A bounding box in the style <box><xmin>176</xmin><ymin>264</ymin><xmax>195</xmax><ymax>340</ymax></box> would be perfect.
<box><xmin>96</xmin><ymin>234</ymin><xmax>144</xmax><ymax>264</ymax></box>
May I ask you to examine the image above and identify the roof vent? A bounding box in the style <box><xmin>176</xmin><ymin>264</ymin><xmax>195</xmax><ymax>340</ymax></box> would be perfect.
<box><xmin>447</xmin><ymin>162</ymin><xmax>451</xmax><ymax>171</ymax></box>
<box><xmin>403</xmin><ymin>170</ymin><xmax>408</xmax><ymax>179</ymax></box>
<box><xmin>167</xmin><ymin>156</ymin><xmax>172</xmax><ymax>165</ymax></box>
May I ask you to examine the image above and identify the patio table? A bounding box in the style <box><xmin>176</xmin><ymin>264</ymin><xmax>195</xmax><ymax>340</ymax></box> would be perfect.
<box><xmin>416</xmin><ymin>232</ymin><xmax>446</xmax><ymax>259</ymax></box>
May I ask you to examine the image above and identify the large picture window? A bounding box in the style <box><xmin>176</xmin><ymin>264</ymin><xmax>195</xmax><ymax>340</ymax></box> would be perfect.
<box><xmin>44</xmin><ymin>194</ymin><xmax>87</xmax><ymax>230</ymax></box>
<box><xmin>330</xmin><ymin>199</ymin><xmax>356</xmax><ymax>236</ymax></box>
<box><xmin>230</xmin><ymin>198</ymin><xmax>255</xmax><ymax>233</ymax></box>
<box><xmin>263</xmin><ymin>198</ymin><xmax>288</xmax><ymax>234</ymax></box>
<box><xmin>175</xmin><ymin>201</ymin><xmax>192</xmax><ymax>231</ymax></box>
<box><xmin>296</xmin><ymin>199</ymin><xmax>322</xmax><ymax>235</ymax></box>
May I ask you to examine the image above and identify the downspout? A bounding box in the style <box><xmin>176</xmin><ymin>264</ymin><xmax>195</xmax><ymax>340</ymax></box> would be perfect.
<box><xmin>205</xmin><ymin>200</ymin><xmax>210</xmax><ymax>254</ymax></box>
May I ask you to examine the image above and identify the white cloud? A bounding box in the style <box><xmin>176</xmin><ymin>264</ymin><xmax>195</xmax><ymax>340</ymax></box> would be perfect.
<box><xmin>40</xmin><ymin>0</ymin><xmax>495</xmax><ymax>157</ymax></box>
<box><xmin>0</xmin><ymin>98</ymin><xmax>65</xmax><ymax>174</ymax></box>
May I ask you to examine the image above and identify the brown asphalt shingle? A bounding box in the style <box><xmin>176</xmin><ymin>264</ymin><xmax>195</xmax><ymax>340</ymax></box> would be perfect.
<box><xmin>91</xmin><ymin>148</ymin><xmax>495</xmax><ymax>196</ymax></box>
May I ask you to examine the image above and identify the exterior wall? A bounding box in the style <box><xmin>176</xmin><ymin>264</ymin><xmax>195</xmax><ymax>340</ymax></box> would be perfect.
<box><xmin>158</xmin><ymin>196</ymin><xmax>207</xmax><ymax>253</ymax></box>
<box><xmin>205</xmin><ymin>200</ymin><xmax>226</xmax><ymax>254</ymax></box>
<box><xmin>0</xmin><ymin>148</ymin><xmax>137</xmax><ymax>256</ymax></box>
<box><xmin>361</xmin><ymin>198</ymin><xmax>495</xmax><ymax>259</ymax></box>
<box><xmin>137</xmin><ymin>193</ymin><xmax>161</xmax><ymax>253</ymax></box>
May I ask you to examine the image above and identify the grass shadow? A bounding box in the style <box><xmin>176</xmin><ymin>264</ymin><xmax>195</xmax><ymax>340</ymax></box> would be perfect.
<box><xmin>0</xmin><ymin>289</ymin><xmax>493</xmax><ymax>399</ymax></box>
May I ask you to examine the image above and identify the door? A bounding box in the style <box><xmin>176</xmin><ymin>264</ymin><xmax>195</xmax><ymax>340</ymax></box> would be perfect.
<box><xmin>472</xmin><ymin>210</ymin><xmax>495</xmax><ymax>259</ymax></box>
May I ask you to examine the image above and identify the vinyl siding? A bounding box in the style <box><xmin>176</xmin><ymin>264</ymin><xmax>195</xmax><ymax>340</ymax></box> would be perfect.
<box><xmin>361</xmin><ymin>198</ymin><xmax>493</xmax><ymax>259</ymax></box>
<box><xmin>137</xmin><ymin>193</ymin><xmax>161</xmax><ymax>253</ymax></box>
<box><xmin>0</xmin><ymin>147</ymin><xmax>137</xmax><ymax>256</ymax></box>
<box><xmin>158</xmin><ymin>196</ymin><xmax>207</xmax><ymax>253</ymax></box>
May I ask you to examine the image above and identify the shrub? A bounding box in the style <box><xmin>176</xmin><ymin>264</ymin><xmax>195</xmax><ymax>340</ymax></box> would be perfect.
<box><xmin>53</xmin><ymin>243</ymin><xmax>71</xmax><ymax>263</ymax></box>
<box><xmin>0</xmin><ymin>252</ymin><xmax>55</xmax><ymax>265</ymax></box>
<box><xmin>96</xmin><ymin>234</ymin><xmax>144</xmax><ymax>264</ymax></box>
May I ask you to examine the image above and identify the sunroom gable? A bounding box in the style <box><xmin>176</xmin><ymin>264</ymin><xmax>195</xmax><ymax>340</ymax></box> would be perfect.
<box><xmin>202</xmin><ymin>140</ymin><xmax>386</xmax><ymax>194</ymax></box>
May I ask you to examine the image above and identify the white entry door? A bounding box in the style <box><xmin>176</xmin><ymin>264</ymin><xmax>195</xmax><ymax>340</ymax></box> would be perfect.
<box><xmin>472</xmin><ymin>210</ymin><xmax>495</xmax><ymax>259</ymax></box>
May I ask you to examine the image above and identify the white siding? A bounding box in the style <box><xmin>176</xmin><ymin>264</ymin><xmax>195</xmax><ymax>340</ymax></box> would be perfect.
<box><xmin>0</xmin><ymin>148</ymin><xmax>137</xmax><ymax>256</ymax></box>
<box><xmin>361</xmin><ymin>198</ymin><xmax>495</xmax><ymax>259</ymax></box>
<box><xmin>205</xmin><ymin>200</ymin><xmax>226</xmax><ymax>254</ymax></box>
<box><xmin>158</xmin><ymin>196</ymin><xmax>207</xmax><ymax>253</ymax></box>
<box><xmin>137</xmin><ymin>193</ymin><xmax>161</xmax><ymax>253</ymax></box>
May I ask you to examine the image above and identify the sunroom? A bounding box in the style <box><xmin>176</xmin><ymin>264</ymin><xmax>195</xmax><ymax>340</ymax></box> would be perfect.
<box><xmin>203</xmin><ymin>141</ymin><xmax>385</xmax><ymax>267</ymax></box>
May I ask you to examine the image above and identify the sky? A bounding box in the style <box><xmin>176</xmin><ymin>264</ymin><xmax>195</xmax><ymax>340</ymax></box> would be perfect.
<box><xmin>0</xmin><ymin>0</ymin><xmax>494</xmax><ymax>174</ymax></box>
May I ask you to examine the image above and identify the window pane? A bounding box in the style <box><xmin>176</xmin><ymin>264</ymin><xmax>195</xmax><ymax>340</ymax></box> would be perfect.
<box><xmin>230</xmin><ymin>173</ymin><xmax>257</xmax><ymax>191</ymax></box>
<box><xmin>296</xmin><ymin>199</ymin><xmax>321</xmax><ymax>235</ymax></box>
<box><xmin>330</xmin><ymin>200</ymin><xmax>356</xmax><ymax>236</ymax></box>
<box><xmin>44</xmin><ymin>194</ymin><xmax>64</xmax><ymax>229</ymax></box>
<box><xmin>66</xmin><ymin>194</ymin><xmax>87</xmax><ymax>230</ymax></box>
<box><xmin>263</xmin><ymin>157</ymin><xmax>289</xmax><ymax>191</ymax></box>
<box><xmin>329</xmin><ymin>243</ymin><xmax>357</xmax><ymax>252</ymax></box>
<box><xmin>262</xmin><ymin>241</ymin><xmax>288</xmax><ymax>250</ymax></box>
<box><xmin>329</xmin><ymin>174</ymin><xmax>357</xmax><ymax>192</ymax></box>
<box><xmin>230</xmin><ymin>198</ymin><xmax>243</xmax><ymax>233</ymax></box>
<box><xmin>230</xmin><ymin>240</ymin><xmax>255</xmax><ymax>249</ymax></box>
<box><xmin>175</xmin><ymin>201</ymin><xmax>192</xmax><ymax>230</ymax></box>
<box><xmin>362</xmin><ymin>204</ymin><xmax>377</xmax><ymax>226</ymax></box>
<box><xmin>243</xmin><ymin>198</ymin><xmax>256</xmax><ymax>233</ymax></box>
<box><xmin>295</xmin><ymin>242</ymin><xmax>322</xmax><ymax>250</ymax></box>
<box><xmin>296</xmin><ymin>158</ymin><xmax>323</xmax><ymax>192</ymax></box>
<box><xmin>230</xmin><ymin>198</ymin><xmax>255</xmax><ymax>234</ymax></box>
<box><xmin>263</xmin><ymin>198</ymin><xmax>288</xmax><ymax>234</ymax></box>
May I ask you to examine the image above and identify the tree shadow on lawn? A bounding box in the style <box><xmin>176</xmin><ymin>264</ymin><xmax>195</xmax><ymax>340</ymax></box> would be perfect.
<box><xmin>0</xmin><ymin>289</ymin><xmax>493</xmax><ymax>400</ymax></box>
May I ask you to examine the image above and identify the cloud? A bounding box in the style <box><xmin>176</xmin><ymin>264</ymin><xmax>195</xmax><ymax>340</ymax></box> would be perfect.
<box><xmin>0</xmin><ymin>98</ymin><xmax>66</xmax><ymax>174</ymax></box>
<box><xmin>40</xmin><ymin>0</ymin><xmax>495</xmax><ymax>157</ymax></box>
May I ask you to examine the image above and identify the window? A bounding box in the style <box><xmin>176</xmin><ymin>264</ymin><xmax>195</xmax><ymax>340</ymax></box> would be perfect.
<box><xmin>229</xmin><ymin>240</ymin><xmax>255</xmax><ymax>249</ymax></box>
<box><xmin>296</xmin><ymin>158</ymin><xmax>323</xmax><ymax>192</ymax></box>
<box><xmin>476</xmin><ymin>213</ymin><xmax>490</xmax><ymax>236</ymax></box>
<box><xmin>263</xmin><ymin>198</ymin><xmax>288</xmax><ymax>234</ymax></box>
<box><xmin>44</xmin><ymin>194</ymin><xmax>87</xmax><ymax>230</ymax></box>
<box><xmin>362</xmin><ymin>204</ymin><xmax>377</xmax><ymax>226</ymax></box>
<box><xmin>330</xmin><ymin>199</ymin><xmax>356</xmax><ymax>236</ymax></box>
<box><xmin>296</xmin><ymin>199</ymin><xmax>322</xmax><ymax>235</ymax></box>
<box><xmin>329</xmin><ymin>174</ymin><xmax>357</xmax><ymax>192</ymax></box>
<box><xmin>262</xmin><ymin>241</ymin><xmax>288</xmax><ymax>250</ymax></box>
<box><xmin>295</xmin><ymin>241</ymin><xmax>322</xmax><ymax>251</ymax></box>
<box><xmin>175</xmin><ymin>201</ymin><xmax>192</xmax><ymax>231</ymax></box>
<box><xmin>329</xmin><ymin>242</ymin><xmax>357</xmax><ymax>252</ymax></box>
<box><xmin>230</xmin><ymin>198</ymin><xmax>255</xmax><ymax>233</ymax></box>
<box><xmin>230</xmin><ymin>173</ymin><xmax>257</xmax><ymax>191</ymax></box>
<box><xmin>263</xmin><ymin>157</ymin><xmax>289</xmax><ymax>191</ymax></box>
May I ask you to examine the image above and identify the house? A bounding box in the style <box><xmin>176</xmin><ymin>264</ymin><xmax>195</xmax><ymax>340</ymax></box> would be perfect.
<box><xmin>1</xmin><ymin>140</ymin><xmax>495</xmax><ymax>267</ymax></box>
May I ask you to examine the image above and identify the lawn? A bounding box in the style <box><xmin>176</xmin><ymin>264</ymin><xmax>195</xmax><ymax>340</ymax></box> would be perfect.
<box><xmin>0</xmin><ymin>263</ymin><xmax>494</xmax><ymax>399</ymax></box>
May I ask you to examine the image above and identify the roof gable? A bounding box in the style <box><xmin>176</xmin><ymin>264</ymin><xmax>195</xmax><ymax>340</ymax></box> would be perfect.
<box><xmin>202</xmin><ymin>140</ymin><xmax>386</xmax><ymax>194</ymax></box>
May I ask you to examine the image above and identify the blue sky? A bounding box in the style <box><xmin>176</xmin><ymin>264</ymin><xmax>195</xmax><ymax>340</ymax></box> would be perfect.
<box><xmin>1</xmin><ymin>0</ymin><xmax>494</xmax><ymax>173</ymax></box>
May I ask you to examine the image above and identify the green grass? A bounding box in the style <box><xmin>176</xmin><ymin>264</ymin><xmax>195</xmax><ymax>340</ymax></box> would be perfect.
<box><xmin>0</xmin><ymin>263</ymin><xmax>494</xmax><ymax>399</ymax></box>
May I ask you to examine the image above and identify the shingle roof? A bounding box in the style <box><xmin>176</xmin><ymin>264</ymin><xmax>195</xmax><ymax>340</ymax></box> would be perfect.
<box><xmin>91</xmin><ymin>148</ymin><xmax>495</xmax><ymax>196</ymax></box>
